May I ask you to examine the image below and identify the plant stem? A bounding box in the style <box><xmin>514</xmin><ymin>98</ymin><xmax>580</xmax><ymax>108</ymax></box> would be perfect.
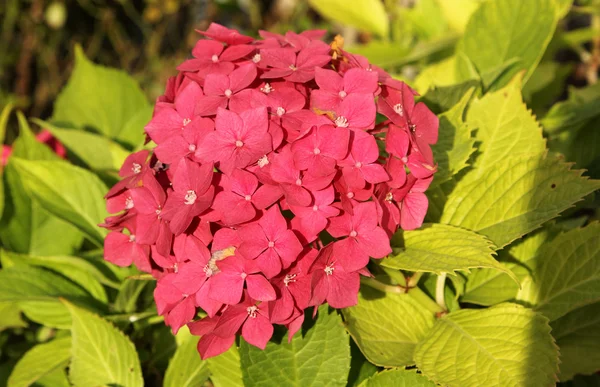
<box><xmin>360</xmin><ymin>276</ymin><xmax>445</xmax><ymax>314</ymax></box>
<box><xmin>436</xmin><ymin>273</ymin><xmax>447</xmax><ymax>311</ymax></box>
<box><xmin>361</xmin><ymin>277</ymin><xmax>406</xmax><ymax>294</ymax></box>
<box><xmin>407</xmin><ymin>272</ymin><xmax>424</xmax><ymax>288</ymax></box>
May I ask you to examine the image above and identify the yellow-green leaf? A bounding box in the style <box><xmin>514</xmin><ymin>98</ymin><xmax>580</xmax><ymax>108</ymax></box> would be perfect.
<box><xmin>308</xmin><ymin>0</ymin><xmax>389</xmax><ymax>38</ymax></box>
<box><xmin>65</xmin><ymin>301</ymin><xmax>143</xmax><ymax>387</ymax></box>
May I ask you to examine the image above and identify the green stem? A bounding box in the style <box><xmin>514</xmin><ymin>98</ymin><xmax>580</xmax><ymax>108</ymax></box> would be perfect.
<box><xmin>407</xmin><ymin>272</ymin><xmax>424</xmax><ymax>288</ymax></box>
<box><xmin>436</xmin><ymin>273</ymin><xmax>447</xmax><ymax>311</ymax></box>
<box><xmin>361</xmin><ymin>277</ymin><xmax>444</xmax><ymax>314</ymax></box>
<box><xmin>360</xmin><ymin>277</ymin><xmax>406</xmax><ymax>294</ymax></box>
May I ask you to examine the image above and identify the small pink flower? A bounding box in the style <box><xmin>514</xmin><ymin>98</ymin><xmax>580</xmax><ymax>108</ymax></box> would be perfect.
<box><xmin>154</xmin><ymin>274</ymin><xmax>197</xmax><ymax>334</ymax></box>
<box><xmin>327</xmin><ymin>202</ymin><xmax>391</xmax><ymax>272</ymax></box>
<box><xmin>212</xmin><ymin>168</ymin><xmax>281</xmax><ymax>225</ymax></box>
<box><xmin>269</xmin><ymin>249</ymin><xmax>317</xmax><ymax>324</ymax></box>
<box><xmin>161</xmin><ymin>158</ymin><xmax>215</xmax><ymax>235</ymax></box>
<box><xmin>197</xmin><ymin>23</ymin><xmax>254</xmax><ymax>45</ymax></box>
<box><xmin>154</xmin><ymin>117</ymin><xmax>214</xmax><ymax>165</ymax></box>
<box><xmin>309</xmin><ymin>246</ymin><xmax>360</xmax><ymax>308</ymax></box>
<box><xmin>104</xmin><ymin>230</ymin><xmax>151</xmax><ymax>273</ymax></box>
<box><xmin>177</xmin><ymin>40</ymin><xmax>254</xmax><ymax>80</ymax></box>
<box><xmin>289</xmin><ymin>185</ymin><xmax>339</xmax><ymax>240</ymax></box>
<box><xmin>311</xmin><ymin>67</ymin><xmax>378</xmax><ymax>111</ymax></box>
<box><xmin>129</xmin><ymin>173</ymin><xmax>173</xmax><ymax>256</ymax></box>
<box><xmin>339</xmin><ymin>130</ymin><xmax>390</xmax><ymax>187</ymax></box>
<box><xmin>260</xmin><ymin>41</ymin><xmax>331</xmax><ymax>83</ymax></box>
<box><xmin>195</xmin><ymin>107</ymin><xmax>272</xmax><ymax>173</ymax></box>
<box><xmin>238</xmin><ymin>205</ymin><xmax>303</xmax><ymax>278</ymax></box>
<box><xmin>328</xmin><ymin>93</ymin><xmax>376</xmax><ymax>131</ymax></box>
<box><xmin>190</xmin><ymin>315</ymin><xmax>236</xmax><ymax>359</ymax></box>
<box><xmin>269</xmin><ymin>146</ymin><xmax>312</xmax><ymax>206</ymax></box>
<box><xmin>212</xmin><ymin>292</ymin><xmax>273</xmax><ymax>349</ymax></box>
<box><xmin>105</xmin><ymin>150</ymin><xmax>150</xmax><ymax>198</ymax></box>
<box><xmin>145</xmin><ymin>82</ymin><xmax>205</xmax><ymax>144</ymax></box>
<box><xmin>201</xmin><ymin>64</ymin><xmax>258</xmax><ymax>115</ymax></box>
<box><xmin>209</xmin><ymin>254</ymin><xmax>276</xmax><ymax>305</ymax></box>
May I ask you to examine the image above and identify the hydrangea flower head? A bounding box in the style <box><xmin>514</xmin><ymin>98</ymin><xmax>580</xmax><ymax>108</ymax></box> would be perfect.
<box><xmin>101</xmin><ymin>24</ymin><xmax>438</xmax><ymax>359</ymax></box>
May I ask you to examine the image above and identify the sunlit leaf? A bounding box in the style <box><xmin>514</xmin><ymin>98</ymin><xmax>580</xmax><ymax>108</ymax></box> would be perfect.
<box><xmin>414</xmin><ymin>304</ymin><xmax>559</xmax><ymax>387</ymax></box>
<box><xmin>52</xmin><ymin>45</ymin><xmax>151</xmax><ymax>149</ymax></box>
<box><xmin>65</xmin><ymin>301</ymin><xmax>143</xmax><ymax>387</ymax></box>
<box><xmin>343</xmin><ymin>286</ymin><xmax>435</xmax><ymax>367</ymax></box>
<box><xmin>10</xmin><ymin>158</ymin><xmax>108</xmax><ymax>247</ymax></box>
<box><xmin>8</xmin><ymin>337</ymin><xmax>71</xmax><ymax>387</ymax></box>
<box><xmin>240</xmin><ymin>306</ymin><xmax>350</xmax><ymax>386</ymax></box>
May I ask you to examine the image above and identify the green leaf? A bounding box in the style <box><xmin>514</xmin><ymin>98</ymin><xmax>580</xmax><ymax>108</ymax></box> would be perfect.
<box><xmin>7</xmin><ymin>336</ymin><xmax>71</xmax><ymax>387</ymax></box>
<box><xmin>0</xmin><ymin>249</ymin><xmax>108</xmax><ymax>302</ymax></box>
<box><xmin>554</xmin><ymin>0</ymin><xmax>573</xmax><ymax>18</ymax></box>
<box><xmin>240</xmin><ymin>306</ymin><xmax>350</xmax><ymax>386</ymax></box>
<box><xmin>414</xmin><ymin>303</ymin><xmax>559</xmax><ymax>387</ymax></box>
<box><xmin>461</xmin><ymin>227</ymin><xmax>555</xmax><ymax>306</ymax></box>
<box><xmin>33</xmin><ymin>368</ymin><xmax>70</xmax><ymax>387</ymax></box>
<box><xmin>307</xmin><ymin>0</ymin><xmax>389</xmax><ymax>38</ymax></box>
<box><xmin>429</xmin><ymin>90</ymin><xmax>476</xmax><ymax>186</ymax></box>
<box><xmin>456</xmin><ymin>0</ymin><xmax>557</xmax><ymax>86</ymax></box>
<box><xmin>360</xmin><ymin>369</ymin><xmax>435</xmax><ymax>387</ymax></box>
<box><xmin>37</xmin><ymin>119</ymin><xmax>129</xmax><ymax>172</ymax></box>
<box><xmin>207</xmin><ymin>345</ymin><xmax>244</xmax><ymax>387</ymax></box>
<box><xmin>343</xmin><ymin>286</ymin><xmax>435</xmax><ymax>367</ymax></box>
<box><xmin>517</xmin><ymin>223</ymin><xmax>600</xmax><ymax>321</ymax></box>
<box><xmin>420</xmin><ymin>79</ymin><xmax>480</xmax><ymax>113</ymax></box>
<box><xmin>0</xmin><ymin>114</ymin><xmax>84</xmax><ymax>255</ymax></box>
<box><xmin>401</xmin><ymin>0</ymin><xmax>449</xmax><ymax>40</ymax></box>
<box><xmin>440</xmin><ymin>153</ymin><xmax>600</xmax><ymax>248</ymax></box>
<box><xmin>523</xmin><ymin>62</ymin><xmax>572</xmax><ymax>115</ymax></box>
<box><xmin>550</xmin><ymin>115</ymin><xmax>600</xmax><ymax>179</ymax></box>
<box><xmin>0</xmin><ymin>302</ymin><xmax>26</xmax><ymax>331</ymax></box>
<box><xmin>348</xmin><ymin>340</ymin><xmax>378</xmax><ymax>387</ymax></box>
<box><xmin>383</xmin><ymin>224</ymin><xmax>513</xmax><ymax>280</ymax></box>
<box><xmin>65</xmin><ymin>301</ymin><xmax>143</xmax><ymax>387</ymax></box>
<box><xmin>551</xmin><ymin>303</ymin><xmax>600</xmax><ymax>381</ymax></box>
<box><xmin>164</xmin><ymin>329</ymin><xmax>210</xmax><ymax>387</ymax></box>
<box><xmin>52</xmin><ymin>45</ymin><xmax>151</xmax><ymax>149</ymax></box>
<box><xmin>541</xmin><ymin>82</ymin><xmax>600</xmax><ymax>134</ymax></box>
<box><xmin>10</xmin><ymin>158</ymin><xmax>108</xmax><ymax>246</ymax></box>
<box><xmin>436</xmin><ymin>0</ymin><xmax>481</xmax><ymax>32</ymax></box>
<box><xmin>466</xmin><ymin>77</ymin><xmax>546</xmax><ymax>173</ymax></box>
<box><xmin>11</xmin><ymin>112</ymin><xmax>60</xmax><ymax>161</ymax></box>
<box><xmin>0</xmin><ymin>265</ymin><xmax>101</xmax><ymax>328</ymax></box>
<box><xmin>114</xmin><ymin>279</ymin><xmax>149</xmax><ymax>313</ymax></box>
<box><xmin>414</xmin><ymin>56</ymin><xmax>459</xmax><ymax>93</ymax></box>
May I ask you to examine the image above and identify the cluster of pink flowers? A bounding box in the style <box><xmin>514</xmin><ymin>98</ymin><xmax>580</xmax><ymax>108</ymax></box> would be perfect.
<box><xmin>101</xmin><ymin>23</ymin><xmax>438</xmax><ymax>359</ymax></box>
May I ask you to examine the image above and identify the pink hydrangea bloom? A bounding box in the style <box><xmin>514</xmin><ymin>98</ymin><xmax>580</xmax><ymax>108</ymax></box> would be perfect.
<box><xmin>101</xmin><ymin>23</ymin><xmax>438</xmax><ymax>359</ymax></box>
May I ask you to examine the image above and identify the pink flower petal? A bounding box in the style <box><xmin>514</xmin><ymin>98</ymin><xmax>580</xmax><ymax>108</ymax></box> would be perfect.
<box><xmin>197</xmin><ymin>334</ymin><xmax>236</xmax><ymax>360</ymax></box>
<box><xmin>242</xmin><ymin>314</ymin><xmax>273</xmax><ymax>349</ymax></box>
<box><xmin>246</xmin><ymin>274</ymin><xmax>276</xmax><ymax>301</ymax></box>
